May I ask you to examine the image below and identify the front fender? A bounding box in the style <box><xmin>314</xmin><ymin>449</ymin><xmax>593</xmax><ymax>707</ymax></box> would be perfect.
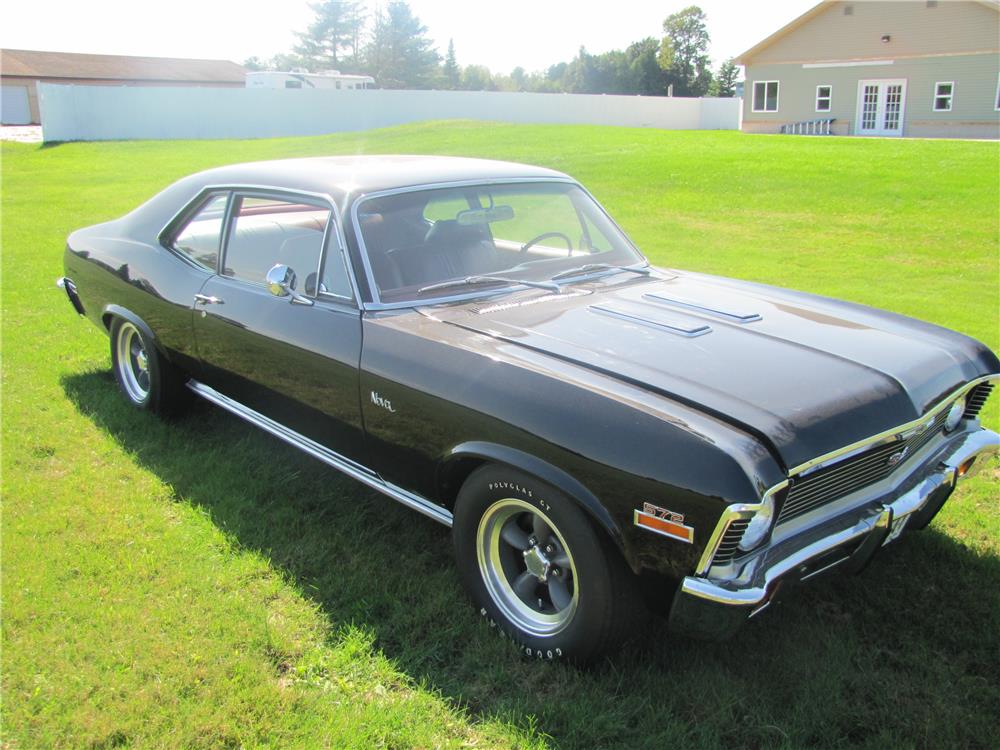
<box><xmin>438</xmin><ymin>441</ymin><xmax>633</xmax><ymax>569</ymax></box>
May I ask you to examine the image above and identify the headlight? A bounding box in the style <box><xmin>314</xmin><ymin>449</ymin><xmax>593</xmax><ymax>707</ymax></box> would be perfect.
<box><xmin>738</xmin><ymin>493</ymin><xmax>776</xmax><ymax>551</ymax></box>
<box><xmin>944</xmin><ymin>396</ymin><xmax>966</xmax><ymax>432</ymax></box>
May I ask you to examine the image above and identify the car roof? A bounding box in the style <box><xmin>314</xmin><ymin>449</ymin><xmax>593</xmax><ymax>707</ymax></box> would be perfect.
<box><xmin>122</xmin><ymin>156</ymin><xmax>574</xmax><ymax>235</ymax></box>
<box><xmin>184</xmin><ymin>155</ymin><xmax>571</xmax><ymax>197</ymax></box>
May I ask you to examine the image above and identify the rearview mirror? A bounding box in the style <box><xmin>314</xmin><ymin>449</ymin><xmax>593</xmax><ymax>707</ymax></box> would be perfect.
<box><xmin>456</xmin><ymin>205</ymin><xmax>514</xmax><ymax>225</ymax></box>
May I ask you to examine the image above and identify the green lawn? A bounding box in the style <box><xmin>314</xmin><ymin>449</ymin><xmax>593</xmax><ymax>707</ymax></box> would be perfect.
<box><xmin>2</xmin><ymin>124</ymin><xmax>998</xmax><ymax>749</ymax></box>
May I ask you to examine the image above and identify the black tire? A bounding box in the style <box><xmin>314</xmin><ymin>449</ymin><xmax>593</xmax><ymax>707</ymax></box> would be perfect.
<box><xmin>109</xmin><ymin>317</ymin><xmax>188</xmax><ymax>416</ymax></box>
<box><xmin>453</xmin><ymin>465</ymin><xmax>644</xmax><ymax>664</ymax></box>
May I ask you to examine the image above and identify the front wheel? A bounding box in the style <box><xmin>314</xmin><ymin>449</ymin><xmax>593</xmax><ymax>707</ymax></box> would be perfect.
<box><xmin>110</xmin><ymin>317</ymin><xmax>188</xmax><ymax>415</ymax></box>
<box><xmin>453</xmin><ymin>466</ymin><xmax>643</xmax><ymax>663</ymax></box>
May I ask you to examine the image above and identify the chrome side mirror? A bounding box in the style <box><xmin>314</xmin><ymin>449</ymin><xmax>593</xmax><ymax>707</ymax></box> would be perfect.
<box><xmin>265</xmin><ymin>264</ymin><xmax>313</xmax><ymax>306</ymax></box>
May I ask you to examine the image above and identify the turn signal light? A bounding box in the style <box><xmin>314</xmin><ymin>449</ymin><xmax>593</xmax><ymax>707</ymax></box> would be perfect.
<box><xmin>633</xmin><ymin>510</ymin><xmax>695</xmax><ymax>543</ymax></box>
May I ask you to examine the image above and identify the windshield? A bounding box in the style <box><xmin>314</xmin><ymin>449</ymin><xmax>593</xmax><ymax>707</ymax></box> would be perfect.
<box><xmin>356</xmin><ymin>182</ymin><xmax>646</xmax><ymax>303</ymax></box>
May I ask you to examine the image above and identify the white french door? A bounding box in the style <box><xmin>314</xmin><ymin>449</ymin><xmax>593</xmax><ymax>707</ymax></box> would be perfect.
<box><xmin>855</xmin><ymin>79</ymin><xmax>907</xmax><ymax>136</ymax></box>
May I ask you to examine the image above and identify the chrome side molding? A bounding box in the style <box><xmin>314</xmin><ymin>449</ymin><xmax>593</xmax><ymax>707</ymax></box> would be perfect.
<box><xmin>186</xmin><ymin>380</ymin><xmax>454</xmax><ymax>527</ymax></box>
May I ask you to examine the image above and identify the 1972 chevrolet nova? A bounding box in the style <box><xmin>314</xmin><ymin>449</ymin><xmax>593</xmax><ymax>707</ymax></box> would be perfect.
<box><xmin>60</xmin><ymin>156</ymin><xmax>999</xmax><ymax>662</ymax></box>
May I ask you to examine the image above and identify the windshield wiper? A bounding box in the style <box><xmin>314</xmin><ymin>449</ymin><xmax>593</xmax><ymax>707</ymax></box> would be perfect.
<box><xmin>417</xmin><ymin>274</ymin><xmax>561</xmax><ymax>295</ymax></box>
<box><xmin>549</xmin><ymin>263</ymin><xmax>651</xmax><ymax>282</ymax></box>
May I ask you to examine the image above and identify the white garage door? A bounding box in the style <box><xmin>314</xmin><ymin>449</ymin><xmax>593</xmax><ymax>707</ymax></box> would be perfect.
<box><xmin>1</xmin><ymin>85</ymin><xmax>33</xmax><ymax>125</ymax></box>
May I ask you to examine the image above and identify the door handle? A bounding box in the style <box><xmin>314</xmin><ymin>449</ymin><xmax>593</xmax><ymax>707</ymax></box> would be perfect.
<box><xmin>194</xmin><ymin>294</ymin><xmax>224</xmax><ymax>305</ymax></box>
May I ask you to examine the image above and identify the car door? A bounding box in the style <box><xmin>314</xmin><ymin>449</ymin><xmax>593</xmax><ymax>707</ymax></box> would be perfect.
<box><xmin>192</xmin><ymin>190</ymin><xmax>366</xmax><ymax>463</ymax></box>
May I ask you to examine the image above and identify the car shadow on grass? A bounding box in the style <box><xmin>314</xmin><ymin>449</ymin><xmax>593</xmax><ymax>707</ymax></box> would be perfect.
<box><xmin>63</xmin><ymin>370</ymin><xmax>1000</xmax><ymax>750</ymax></box>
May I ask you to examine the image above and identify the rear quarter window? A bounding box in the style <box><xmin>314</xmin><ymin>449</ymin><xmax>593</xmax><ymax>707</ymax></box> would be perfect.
<box><xmin>170</xmin><ymin>194</ymin><xmax>228</xmax><ymax>270</ymax></box>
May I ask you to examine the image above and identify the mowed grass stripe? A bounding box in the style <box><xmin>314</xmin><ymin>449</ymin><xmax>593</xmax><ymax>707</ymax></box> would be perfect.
<box><xmin>2</xmin><ymin>124</ymin><xmax>998</xmax><ymax>749</ymax></box>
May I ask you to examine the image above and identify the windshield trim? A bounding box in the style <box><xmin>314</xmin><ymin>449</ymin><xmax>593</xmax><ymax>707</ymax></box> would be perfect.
<box><xmin>349</xmin><ymin>177</ymin><xmax>647</xmax><ymax>308</ymax></box>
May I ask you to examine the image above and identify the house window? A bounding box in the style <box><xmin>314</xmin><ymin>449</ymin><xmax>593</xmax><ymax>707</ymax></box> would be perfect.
<box><xmin>933</xmin><ymin>82</ymin><xmax>953</xmax><ymax>111</ymax></box>
<box><xmin>752</xmin><ymin>81</ymin><xmax>779</xmax><ymax>112</ymax></box>
<box><xmin>285</xmin><ymin>80</ymin><xmax>302</xmax><ymax>89</ymax></box>
<box><xmin>816</xmin><ymin>85</ymin><xmax>832</xmax><ymax>112</ymax></box>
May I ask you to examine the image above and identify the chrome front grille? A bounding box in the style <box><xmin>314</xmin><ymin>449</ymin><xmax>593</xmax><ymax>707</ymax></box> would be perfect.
<box><xmin>711</xmin><ymin>518</ymin><xmax>750</xmax><ymax>566</ymax></box>
<box><xmin>778</xmin><ymin>409</ymin><xmax>949</xmax><ymax>524</ymax></box>
<box><xmin>964</xmin><ymin>382</ymin><xmax>993</xmax><ymax>419</ymax></box>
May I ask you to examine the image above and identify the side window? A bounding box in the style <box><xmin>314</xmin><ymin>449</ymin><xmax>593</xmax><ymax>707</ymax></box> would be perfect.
<box><xmin>933</xmin><ymin>81</ymin><xmax>953</xmax><ymax>112</ymax></box>
<box><xmin>171</xmin><ymin>194</ymin><xmax>228</xmax><ymax>270</ymax></box>
<box><xmin>816</xmin><ymin>85</ymin><xmax>832</xmax><ymax>112</ymax></box>
<box><xmin>224</xmin><ymin>196</ymin><xmax>330</xmax><ymax>294</ymax></box>
<box><xmin>752</xmin><ymin>81</ymin><xmax>779</xmax><ymax>112</ymax></box>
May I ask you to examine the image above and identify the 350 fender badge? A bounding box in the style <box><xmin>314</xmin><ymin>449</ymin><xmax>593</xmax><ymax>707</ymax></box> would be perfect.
<box><xmin>634</xmin><ymin>502</ymin><xmax>695</xmax><ymax>544</ymax></box>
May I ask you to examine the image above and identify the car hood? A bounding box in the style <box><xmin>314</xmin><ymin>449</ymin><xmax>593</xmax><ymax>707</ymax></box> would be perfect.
<box><xmin>426</xmin><ymin>271</ymin><xmax>998</xmax><ymax>471</ymax></box>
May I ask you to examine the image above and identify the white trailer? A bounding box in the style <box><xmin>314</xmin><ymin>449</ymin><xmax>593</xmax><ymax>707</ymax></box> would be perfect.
<box><xmin>246</xmin><ymin>70</ymin><xmax>375</xmax><ymax>91</ymax></box>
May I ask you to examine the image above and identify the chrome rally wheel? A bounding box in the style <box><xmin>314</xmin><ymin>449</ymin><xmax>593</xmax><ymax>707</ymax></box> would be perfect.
<box><xmin>109</xmin><ymin>316</ymin><xmax>188</xmax><ymax>416</ymax></box>
<box><xmin>115</xmin><ymin>321</ymin><xmax>151</xmax><ymax>404</ymax></box>
<box><xmin>454</xmin><ymin>465</ymin><xmax>645</xmax><ymax>663</ymax></box>
<box><xmin>477</xmin><ymin>499</ymin><xmax>579</xmax><ymax>637</ymax></box>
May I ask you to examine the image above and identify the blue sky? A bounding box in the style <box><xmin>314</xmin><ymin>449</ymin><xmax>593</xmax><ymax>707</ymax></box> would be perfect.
<box><xmin>2</xmin><ymin>0</ymin><xmax>819</xmax><ymax>72</ymax></box>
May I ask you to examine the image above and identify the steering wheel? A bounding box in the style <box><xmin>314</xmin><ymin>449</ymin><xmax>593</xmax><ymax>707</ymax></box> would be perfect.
<box><xmin>520</xmin><ymin>232</ymin><xmax>573</xmax><ymax>256</ymax></box>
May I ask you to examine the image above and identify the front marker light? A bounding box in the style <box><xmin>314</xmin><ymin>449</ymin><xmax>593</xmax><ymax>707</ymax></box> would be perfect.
<box><xmin>738</xmin><ymin>493</ymin><xmax>776</xmax><ymax>552</ymax></box>
<box><xmin>944</xmin><ymin>396</ymin><xmax>966</xmax><ymax>432</ymax></box>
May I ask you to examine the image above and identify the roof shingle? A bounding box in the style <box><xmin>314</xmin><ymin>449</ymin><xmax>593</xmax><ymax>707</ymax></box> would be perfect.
<box><xmin>1</xmin><ymin>48</ymin><xmax>246</xmax><ymax>83</ymax></box>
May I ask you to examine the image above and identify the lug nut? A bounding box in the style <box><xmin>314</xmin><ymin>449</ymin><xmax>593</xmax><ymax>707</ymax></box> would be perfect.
<box><xmin>551</xmin><ymin>567</ymin><xmax>561</xmax><ymax>577</ymax></box>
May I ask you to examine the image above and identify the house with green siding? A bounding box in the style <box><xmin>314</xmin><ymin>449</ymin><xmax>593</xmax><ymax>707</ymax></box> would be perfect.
<box><xmin>736</xmin><ymin>0</ymin><xmax>999</xmax><ymax>138</ymax></box>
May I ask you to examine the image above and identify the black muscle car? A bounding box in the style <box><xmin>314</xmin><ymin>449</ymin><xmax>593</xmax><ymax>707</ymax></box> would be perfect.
<box><xmin>59</xmin><ymin>156</ymin><xmax>999</xmax><ymax>663</ymax></box>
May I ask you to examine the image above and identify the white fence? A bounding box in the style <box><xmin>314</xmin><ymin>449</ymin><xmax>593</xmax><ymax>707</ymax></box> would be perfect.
<box><xmin>38</xmin><ymin>83</ymin><xmax>740</xmax><ymax>142</ymax></box>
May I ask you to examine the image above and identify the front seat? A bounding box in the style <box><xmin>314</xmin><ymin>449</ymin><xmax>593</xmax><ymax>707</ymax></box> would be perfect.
<box><xmin>423</xmin><ymin>220</ymin><xmax>498</xmax><ymax>277</ymax></box>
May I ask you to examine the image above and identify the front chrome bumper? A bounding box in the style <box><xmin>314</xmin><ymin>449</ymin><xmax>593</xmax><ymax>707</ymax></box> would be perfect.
<box><xmin>667</xmin><ymin>428</ymin><xmax>999</xmax><ymax>640</ymax></box>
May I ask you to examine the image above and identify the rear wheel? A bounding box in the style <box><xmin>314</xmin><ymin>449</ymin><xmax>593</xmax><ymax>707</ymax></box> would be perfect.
<box><xmin>454</xmin><ymin>465</ymin><xmax>643</xmax><ymax>663</ymax></box>
<box><xmin>110</xmin><ymin>318</ymin><xmax>187</xmax><ymax>415</ymax></box>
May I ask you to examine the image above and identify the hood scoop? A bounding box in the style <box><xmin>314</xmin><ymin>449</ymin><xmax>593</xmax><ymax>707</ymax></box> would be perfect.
<box><xmin>642</xmin><ymin>292</ymin><xmax>762</xmax><ymax>324</ymax></box>
<box><xmin>589</xmin><ymin>302</ymin><xmax>712</xmax><ymax>338</ymax></box>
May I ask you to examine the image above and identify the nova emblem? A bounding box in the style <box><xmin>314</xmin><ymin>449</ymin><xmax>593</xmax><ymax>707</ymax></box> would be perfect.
<box><xmin>370</xmin><ymin>391</ymin><xmax>396</xmax><ymax>413</ymax></box>
<box><xmin>634</xmin><ymin>502</ymin><xmax>694</xmax><ymax>544</ymax></box>
<box><xmin>887</xmin><ymin>448</ymin><xmax>908</xmax><ymax>467</ymax></box>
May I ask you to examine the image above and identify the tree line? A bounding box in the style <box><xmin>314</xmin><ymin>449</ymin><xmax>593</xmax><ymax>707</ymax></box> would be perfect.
<box><xmin>244</xmin><ymin>1</ymin><xmax>739</xmax><ymax>97</ymax></box>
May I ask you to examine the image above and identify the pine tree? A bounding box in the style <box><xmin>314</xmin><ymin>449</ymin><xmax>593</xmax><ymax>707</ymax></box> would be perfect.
<box><xmin>364</xmin><ymin>1</ymin><xmax>441</xmax><ymax>89</ymax></box>
<box><xmin>443</xmin><ymin>39</ymin><xmax>460</xmax><ymax>90</ymax></box>
<box><xmin>294</xmin><ymin>1</ymin><xmax>366</xmax><ymax>71</ymax></box>
<box><xmin>713</xmin><ymin>58</ymin><xmax>739</xmax><ymax>97</ymax></box>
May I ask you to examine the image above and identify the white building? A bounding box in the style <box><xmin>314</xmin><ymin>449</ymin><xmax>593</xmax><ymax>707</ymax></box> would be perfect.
<box><xmin>246</xmin><ymin>70</ymin><xmax>375</xmax><ymax>91</ymax></box>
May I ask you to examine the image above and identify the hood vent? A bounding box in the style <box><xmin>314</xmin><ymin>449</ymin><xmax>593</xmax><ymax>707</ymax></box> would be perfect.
<box><xmin>643</xmin><ymin>293</ymin><xmax>762</xmax><ymax>324</ymax></box>
<box><xmin>589</xmin><ymin>304</ymin><xmax>712</xmax><ymax>338</ymax></box>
